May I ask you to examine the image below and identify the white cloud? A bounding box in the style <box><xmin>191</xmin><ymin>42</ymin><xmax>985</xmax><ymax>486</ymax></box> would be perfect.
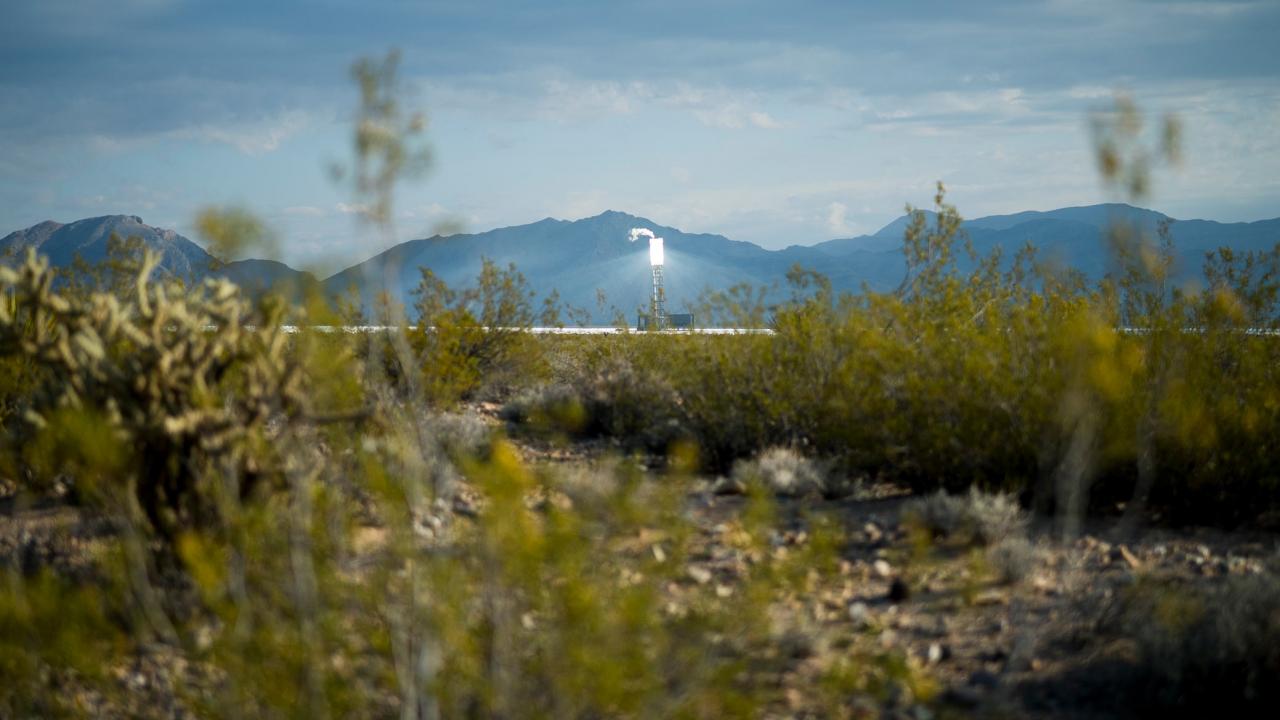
<box><xmin>826</xmin><ymin>201</ymin><xmax>852</xmax><ymax>235</ymax></box>
<box><xmin>748</xmin><ymin>111</ymin><xmax>782</xmax><ymax>129</ymax></box>
<box><xmin>436</xmin><ymin>73</ymin><xmax>785</xmax><ymax>132</ymax></box>
<box><xmin>538</xmin><ymin>79</ymin><xmax>640</xmax><ymax>120</ymax></box>
<box><xmin>335</xmin><ymin>202</ymin><xmax>370</xmax><ymax>215</ymax></box>
<box><xmin>174</xmin><ymin>110</ymin><xmax>309</xmax><ymax>156</ymax></box>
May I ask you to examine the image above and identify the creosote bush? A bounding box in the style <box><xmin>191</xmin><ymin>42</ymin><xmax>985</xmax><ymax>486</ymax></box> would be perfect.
<box><xmin>405</xmin><ymin>258</ymin><xmax>554</xmax><ymax>405</ymax></box>
<box><xmin>1099</xmin><ymin>574</ymin><xmax>1280</xmax><ymax>714</ymax></box>
<box><xmin>731</xmin><ymin>446</ymin><xmax>829</xmax><ymax>498</ymax></box>
<box><xmin>500</xmin><ymin>180</ymin><xmax>1280</xmax><ymax>527</ymax></box>
<box><xmin>902</xmin><ymin>488</ymin><xmax>1029</xmax><ymax>547</ymax></box>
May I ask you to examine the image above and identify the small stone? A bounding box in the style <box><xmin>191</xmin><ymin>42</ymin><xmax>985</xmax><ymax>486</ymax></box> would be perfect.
<box><xmin>888</xmin><ymin>577</ymin><xmax>911</xmax><ymax>603</ymax></box>
<box><xmin>687</xmin><ymin>565</ymin><xmax>713</xmax><ymax>585</ymax></box>
<box><xmin>711</xmin><ymin>477</ymin><xmax>746</xmax><ymax>495</ymax></box>
<box><xmin>873</xmin><ymin>559</ymin><xmax>894</xmax><ymax>578</ymax></box>
<box><xmin>848</xmin><ymin>601</ymin><xmax>872</xmax><ymax>629</ymax></box>
<box><xmin>864</xmin><ymin>522</ymin><xmax>884</xmax><ymax>544</ymax></box>
<box><xmin>972</xmin><ymin>590</ymin><xmax>1007</xmax><ymax>606</ymax></box>
<box><xmin>879</xmin><ymin>629</ymin><xmax>899</xmax><ymax>648</ymax></box>
<box><xmin>926</xmin><ymin>642</ymin><xmax>948</xmax><ymax>664</ymax></box>
<box><xmin>1115</xmin><ymin>544</ymin><xmax>1141</xmax><ymax>569</ymax></box>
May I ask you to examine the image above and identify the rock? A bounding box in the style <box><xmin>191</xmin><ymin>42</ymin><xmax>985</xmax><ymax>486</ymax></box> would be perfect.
<box><xmin>873</xmin><ymin>559</ymin><xmax>894</xmax><ymax>578</ymax></box>
<box><xmin>710</xmin><ymin>477</ymin><xmax>746</xmax><ymax>495</ymax></box>
<box><xmin>848</xmin><ymin>601</ymin><xmax>873</xmax><ymax>629</ymax></box>
<box><xmin>1114</xmin><ymin>544</ymin><xmax>1141</xmax><ymax>569</ymax></box>
<box><xmin>879</xmin><ymin>629</ymin><xmax>899</xmax><ymax>649</ymax></box>
<box><xmin>888</xmin><ymin>578</ymin><xmax>911</xmax><ymax>603</ymax></box>
<box><xmin>972</xmin><ymin>590</ymin><xmax>1007</xmax><ymax>606</ymax></box>
<box><xmin>864</xmin><ymin>522</ymin><xmax>884</xmax><ymax>544</ymax></box>
<box><xmin>687</xmin><ymin>565</ymin><xmax>713</xmax><ymax>585</ymax></box>
<box><xmin>926</xmin><ymin>642</ymin><xmax>949</xmax><ymax>664</ymax></box>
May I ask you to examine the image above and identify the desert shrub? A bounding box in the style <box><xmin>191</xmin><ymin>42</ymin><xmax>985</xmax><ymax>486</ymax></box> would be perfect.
<box><xmin>502</xmin><ymin>347</ymin><xmax>687</xmax><ymax>453</ymax></box>
<box><xmin>423</xmin><ymin>409</ymin><xmax>494</xmax><ymax>458</ymax></box>
<box><xmin>986</xmin><ymin>537</ymin><xmax>1036</xmax><ymax>585</ymax></box>
<box><xmin>0</xmin><ymin>49</ymin><xmax>934</xmax><ymax>719</ymax></box>
<box><xmin>731</xmin><ymin>446</ymin><xmax>828</xmax><ymax>497</ymax></box>
<box><xmin>0</xmin><ymin>248</ymin><xmax>362</xmax><ymax>538</ymax></box>
<box><xmin>492</xmin><ymin>179</ymin><xmax>1280</xmax><ymax>525</ymax></box>
<box><xmin>1100</xmin><ymin>574</ymin><xmax>1280</xmax><ymax>714</ymax></box>
<box><xmin>408</xmin><ymin>258</ymin><xmax>552</xmax><ymax>405</ymax></box>
<box><xmin>902</xmin><ymin>488</ymin><xmax>1029</xmax><ymax>546</ymax></box>
<box><xmin>2</xmin><ymin>425</ymin><xmax>914</xmax><ymax>718</ymax></box>
<box><xmin>501</xmin><ymin>382</ymin><xmax>586</xmax><ymax>433</ymax></box>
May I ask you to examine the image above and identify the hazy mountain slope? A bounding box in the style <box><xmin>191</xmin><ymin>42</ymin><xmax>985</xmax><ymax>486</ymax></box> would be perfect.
<box><xmin>324</xmin><ymin>210</ymin><xmax>797</xmax><ymax>320</ymax></box>
<box><xmin>0</xmin><ymin>215</ymin><xmax>319</xmax><ymax>297</ymax></box>
<box><xmin>323</xmin><ymin>205</ymin><xmax>1278</xmax><ymax>320</ymax></box>
<box><xmin>5</xmin><ymin>206</ymin><xmax>1277</xmax><ymax>324</ymax></box>
<box><xmin>214</xmin><ymin>259</ymin><xmax>321</xmax><ymax>302</ymax></box>
<box><xmin>0</xmin><ymin>215</ymin><xmax>214</xmax><ymax>280</ymax></box>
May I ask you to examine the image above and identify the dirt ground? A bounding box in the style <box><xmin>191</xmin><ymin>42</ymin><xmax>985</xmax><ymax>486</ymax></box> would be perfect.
<box><xmin>3</xmin><ymin>431</ymin><xmax>1278</xmax><ymax>719</ymax></box>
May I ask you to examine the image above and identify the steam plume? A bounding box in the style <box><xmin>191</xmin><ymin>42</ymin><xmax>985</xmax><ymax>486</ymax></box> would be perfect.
<box><xmin>628</xmin><ymin>227</ymin><xmax>656</xmax><ymax>243</ymax></box>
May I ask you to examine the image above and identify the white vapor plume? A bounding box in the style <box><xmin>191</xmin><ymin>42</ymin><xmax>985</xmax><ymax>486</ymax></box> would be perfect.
<box><xmin>628</xmin><ymin>227</ymin><xmax>656</xmax><ymax>242</ymax></box>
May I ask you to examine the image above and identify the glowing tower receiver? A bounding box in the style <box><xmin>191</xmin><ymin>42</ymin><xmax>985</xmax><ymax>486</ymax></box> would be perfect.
<box><xmin>648</xmin><ymin>236</ymin><xmax>666</xmax><ymax>327</ymax></box>
<box><xmin>630</xmin><ymin>228</ymin><xmax>667</xmax><ymax>329</ymax></box>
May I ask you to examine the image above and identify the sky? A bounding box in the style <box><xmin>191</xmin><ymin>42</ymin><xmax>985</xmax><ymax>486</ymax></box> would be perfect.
<box><xmin>2</xmin><ymin>0</ymin><xmax>1278</xmax><ymax>268</ymax></box>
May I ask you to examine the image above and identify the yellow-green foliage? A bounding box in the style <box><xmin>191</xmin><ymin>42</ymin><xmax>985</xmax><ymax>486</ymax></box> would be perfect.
<box><xmin>406</xmin><ymin>258</ymin><xmax>551</xmax><ymax>405</ymax></box>
<box><xmin>1</xmin><ymin>243</ymin><xmax>911</xmax><ymax>717</ymax></box>
<box><xmin>511</xmin><ymin>184</ymin><xmax>1280</xmax><ymax>524</ymax></box>
<box><xmin>0</xmin><ymin>248</ymin><xmax>362</xmax><ymax>537</ymax></box>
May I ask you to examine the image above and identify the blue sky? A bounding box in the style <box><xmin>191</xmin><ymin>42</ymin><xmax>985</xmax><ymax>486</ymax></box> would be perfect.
<box><xmin>2</xmin><ymin>0</ymin><xmax>1278</xmax><ymax>267</ymax></box>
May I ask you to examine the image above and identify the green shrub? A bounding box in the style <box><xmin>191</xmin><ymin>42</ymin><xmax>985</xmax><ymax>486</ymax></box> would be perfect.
<box><xmin>0</xmin><ymin>248</ymin><xmax>361</xmax><ymax>538</ymax></box>
<box><xmin>902</xmin><ymin>488</ymin><xmax>1029</xmax><ymax>547</ymax></box>
<box><xmin>731</xmin><ymin>446</ymin><xmax>829</xmax><ymax>498</ymax></box>
<box><xmin>408</xmin><ymin>258</ymin><xmax>552</xmax><ymax>405</ymax></box>
<box><xmin>1101</xmin><ymin>574</ymin><xmax>1280</xmax><ymax>714</ymax></box>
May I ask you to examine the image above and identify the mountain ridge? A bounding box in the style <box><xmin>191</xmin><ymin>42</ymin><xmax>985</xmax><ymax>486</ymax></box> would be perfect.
<box><xmin>4</xmin><ymin>207</ymin><xmax>1278</xmax><ymax>322</ymax></box>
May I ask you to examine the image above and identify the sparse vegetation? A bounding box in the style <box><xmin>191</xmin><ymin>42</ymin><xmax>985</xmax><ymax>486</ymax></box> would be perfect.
<box><xmin>731</xmin><ymin>446</ymin><xmax>829</xmax><ymax>498</ymax></box>
<box><xmin>1</xmin><ymin>51</ymin><xmax>1277</xmax><ymax>720</ymax></box>
<box><xmin>1095</xmin><ymin>573</ymin><xmax>1280</xmax><ymax>715</ymax></box>
<box><xmin>903</xmin><ymin>489</ymin><xmax>1029</xmax><ymax>547</ymax></box>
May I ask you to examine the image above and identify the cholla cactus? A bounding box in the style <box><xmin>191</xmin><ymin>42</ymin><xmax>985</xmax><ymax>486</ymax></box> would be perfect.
<box><xmin>0</xmin><ymin>248</ymin><xmax>317</xmax><ymax>536</ymax></box>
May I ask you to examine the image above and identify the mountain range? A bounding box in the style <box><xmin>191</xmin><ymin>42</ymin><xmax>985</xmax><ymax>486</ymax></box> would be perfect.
<box><xmin>3</xmin><ymin>206</ymin><xmax>1278</xmax><ymax>323</ymax></box>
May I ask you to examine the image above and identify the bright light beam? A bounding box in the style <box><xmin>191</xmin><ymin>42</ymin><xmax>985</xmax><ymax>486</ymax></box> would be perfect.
<box><xmin>648</xmin><ymin>236</ymin><xmax>664</xmax><ymax>266</ymax></box>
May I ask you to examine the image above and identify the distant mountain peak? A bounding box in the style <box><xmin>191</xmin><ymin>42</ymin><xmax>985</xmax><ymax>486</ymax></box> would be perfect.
<box><xmin>583</xmin><ymin>209</ymin><xmax>654</xmax><ymax>225</ymax></box>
